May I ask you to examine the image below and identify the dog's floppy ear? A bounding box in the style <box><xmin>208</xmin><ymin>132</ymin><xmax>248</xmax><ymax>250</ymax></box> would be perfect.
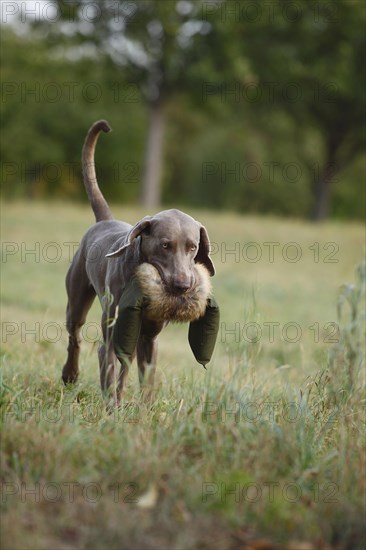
<box><xmin>106</xmin><ymin>216</ymin><xmax>153</xmax><ymax>258</ymax></box>
<box><xmin>195</xmin><ymin>225</ymin><xmax>215</xmax><ymax>276</ymax></box>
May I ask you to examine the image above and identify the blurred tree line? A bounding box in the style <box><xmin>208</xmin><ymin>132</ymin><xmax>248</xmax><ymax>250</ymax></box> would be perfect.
<box><xmin>1</xmin><ymin>0</ymin><xmax>365</xmax><ymax>220</ymax></box>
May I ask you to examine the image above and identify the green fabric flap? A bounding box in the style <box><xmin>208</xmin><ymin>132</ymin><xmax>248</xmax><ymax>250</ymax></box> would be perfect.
<box><xmin>113</xmin><ymin>278</ymin><xmax>144</xmax><ymax>362</ymax></box>
<box><xmin>188</xmin><ymin>297</ymin><xmax>220</xmax><ymax>367</ymax></box>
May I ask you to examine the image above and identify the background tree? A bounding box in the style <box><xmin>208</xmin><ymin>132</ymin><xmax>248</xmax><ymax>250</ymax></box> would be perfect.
<box><xmin>39</xmin><ymin>0</ymin><xmax>218</xmax><ymax>207</ymax></box>
<box><xmin>205</xmin><ymin>0</ymin><xmax>366</xmax><ymax>219</ymax></box>
<box><xmin>1</xmin><ymin>0</ymin><xmax>364</xmax><ymax>220</ymax></box>
<box><xmin>0</xmin><ymin>26</ymin><xmax>145</xmax><ymax>201</ymax></box>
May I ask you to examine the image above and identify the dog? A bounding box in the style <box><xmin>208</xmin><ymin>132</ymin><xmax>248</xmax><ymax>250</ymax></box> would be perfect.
<box><xmin>62</xmin><ymin>120</ymin><xmax>216</xmax><ymax>406</ymax></box>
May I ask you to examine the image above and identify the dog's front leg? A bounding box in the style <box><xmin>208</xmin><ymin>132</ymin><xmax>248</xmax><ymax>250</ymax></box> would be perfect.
<box><xmin>137</xmin><ymin>335</ymin><xmax>157</xmax><ymax>401</ymax></box>
<box><xmin>98</xmin><ymin>342</ymin><xmax>123</xmax><ymax>407</ymax></box>
<box><xmin>99</xmin><ymin>311</ymin><xmax>129</xmax><ymax>408</ymax></box>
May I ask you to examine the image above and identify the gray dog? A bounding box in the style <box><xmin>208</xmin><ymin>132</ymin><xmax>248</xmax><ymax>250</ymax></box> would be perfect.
<box><xmin>62</xmin><ymin>120</ymin><xmax>216</xmax><ymax>405</ymax></box>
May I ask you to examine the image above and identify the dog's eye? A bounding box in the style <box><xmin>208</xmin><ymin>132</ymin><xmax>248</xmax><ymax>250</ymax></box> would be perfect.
<box><xmin>190</xmin><ymin>244</ymin><xmax>197</xmax><ymax>252</ymax></box>
<box><xmin>161</xmin><ymin>242</ymin><xmax>169</xmax><ymax>249</ymax></box>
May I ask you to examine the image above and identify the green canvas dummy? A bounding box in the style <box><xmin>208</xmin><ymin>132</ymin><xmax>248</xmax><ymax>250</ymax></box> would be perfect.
<box><xmin>113</xmin><ymin>263</ymin><xmax>220</xmax><ymax>367</ymax></box>
<box><xmin>188</xmin><ymin>297</ymin><xmax>220</xmax><ymax>367</ymax></box>
<box><xmin>113</xmin><ymin>275</ymin><xmax>144</xmax><ymax>365</ymax></box>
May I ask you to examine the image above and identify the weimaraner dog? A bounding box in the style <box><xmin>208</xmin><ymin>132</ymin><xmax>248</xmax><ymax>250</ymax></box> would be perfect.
<box><xmin>62</xmin><ymin>120</ymin><xmax>216</xmax><ymax>406</ymax></box>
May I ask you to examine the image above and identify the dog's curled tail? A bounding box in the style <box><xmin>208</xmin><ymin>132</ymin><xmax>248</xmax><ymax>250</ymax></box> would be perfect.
<box><xmin>82</xmin><ymin>120</ymin><xmax>113</xmax><ymax>222</ymax></box>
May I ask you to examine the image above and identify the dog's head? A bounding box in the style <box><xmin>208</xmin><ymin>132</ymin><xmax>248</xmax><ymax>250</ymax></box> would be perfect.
<box><xmin>106</xmin><ymin>209</ymin><xmax>215</xmax><ymax>294</ymax></box>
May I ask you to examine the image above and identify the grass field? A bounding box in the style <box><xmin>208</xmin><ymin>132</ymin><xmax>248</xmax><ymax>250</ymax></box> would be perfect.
<box><xmin>1</xmin><ymin>201</ymin><xmax>365</xmax><ymax>550</ymax></box>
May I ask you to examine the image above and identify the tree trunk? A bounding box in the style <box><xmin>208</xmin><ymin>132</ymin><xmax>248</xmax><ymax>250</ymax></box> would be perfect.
<box><xmin>140</xmin><ymin>101</ymin><xmax>166</xmax><ymax>208</ymax></box>
<box><xmin>313</xmin><ymin>147</ymin><xmax>339</xmax><ymax>221</ymax></box>
<box><xmin>313</xmin><ymin>164</ymin><xmax>332</xmax><ymax>221</ymax></box>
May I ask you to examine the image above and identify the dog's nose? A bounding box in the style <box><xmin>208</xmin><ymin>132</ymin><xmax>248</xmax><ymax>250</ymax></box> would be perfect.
<box><xmin>172</xmin><ymin>277</ymin><xmax>191</xmax><ymax>293</ymax></box>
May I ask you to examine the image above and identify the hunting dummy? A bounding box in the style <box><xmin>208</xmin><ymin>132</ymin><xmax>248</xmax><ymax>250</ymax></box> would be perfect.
<box><xmin>113</xmin><ymin>263</ymin><xmax>220</xmax><ymax>367</ymax></box>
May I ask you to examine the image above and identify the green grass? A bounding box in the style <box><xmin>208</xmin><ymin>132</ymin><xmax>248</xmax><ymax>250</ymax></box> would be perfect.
<box><xmin>1</xmin><ymin>201</ymin><xmax>365</xmax><ymax>550</ymax></box>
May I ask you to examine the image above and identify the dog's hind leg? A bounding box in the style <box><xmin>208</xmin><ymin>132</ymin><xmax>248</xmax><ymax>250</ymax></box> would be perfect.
<box><xmin>62</xmin><ymin>261</ymin><xmax>96</xmax><ymax>384</ymax></box>
<box><xmin>136</xmin><ymin>321</ymin><xmax>164</xmax><ymax>402</ymax></box>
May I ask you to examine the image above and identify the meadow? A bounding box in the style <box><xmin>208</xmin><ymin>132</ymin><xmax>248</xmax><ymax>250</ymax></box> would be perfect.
<box><xmin>1</xmin><ymin>201</ymin><xmax>365</xmax><ymax>550</ymax></box>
